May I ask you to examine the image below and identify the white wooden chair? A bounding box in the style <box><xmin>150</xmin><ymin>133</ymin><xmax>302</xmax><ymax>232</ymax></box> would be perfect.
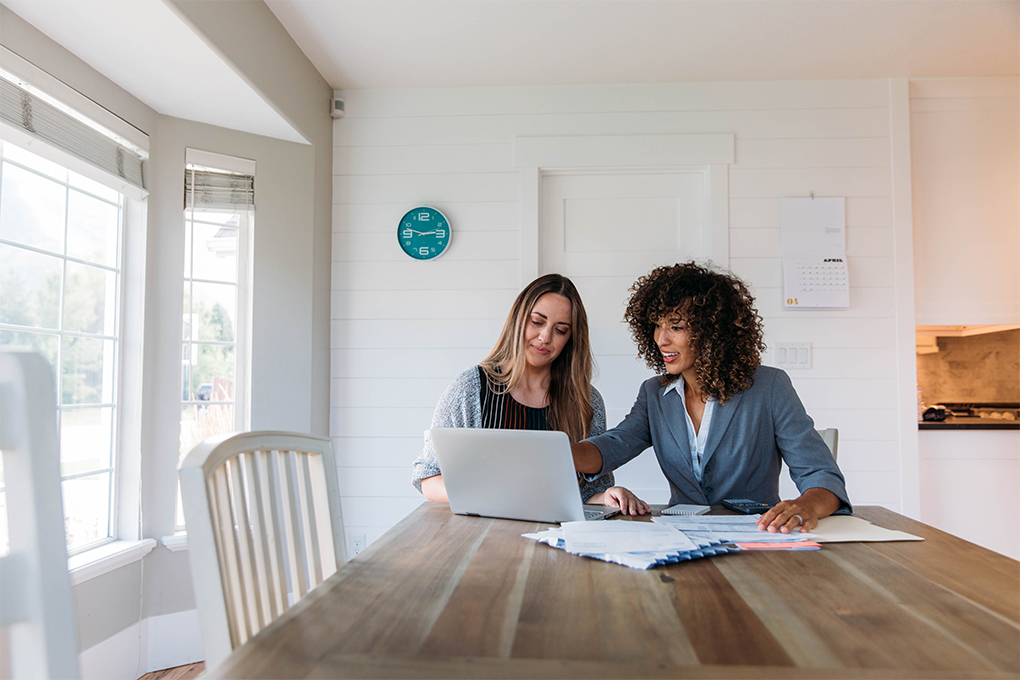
<box><xmin>816</xmin><ymin>428</ymin><xmax>839</xmax><ymax>461</ymax></box>
<box><xmin>179</xmin><ymin>431</ymin><xmax>346</xmax><ymax>670</ymax></box>
<box><xmin>0</xmin><ymin>350</ymin><xmax>79</xmax><ymax>680</ymax></box>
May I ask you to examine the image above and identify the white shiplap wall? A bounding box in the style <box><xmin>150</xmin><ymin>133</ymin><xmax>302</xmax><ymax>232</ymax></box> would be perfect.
<box><xmin>332</xmin><ymin>80</ymin><xmax>906</xmax><ymax>546</ymax></box>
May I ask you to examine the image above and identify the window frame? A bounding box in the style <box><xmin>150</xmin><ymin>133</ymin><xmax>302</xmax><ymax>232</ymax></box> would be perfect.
<box><xmin>174</xmin><ymin>150</ymin><xmax>254</xmax><ymax>532</ymax></box>
<box><xmin>0</xmin><ymin>142</ymin><xmax>139</xmax><ymax>556</ymax></box>
<box><xmin>0</xmin><ymin>52</ymin><xmax>149</xmax><ymax>562</ymax></box>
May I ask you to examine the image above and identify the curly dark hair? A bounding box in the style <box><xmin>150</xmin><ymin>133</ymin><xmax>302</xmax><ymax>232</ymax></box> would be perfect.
<box><xmin>624</xmin><ymin>261</ymin><xmax>766</xmax><ymax>403</ymax></box>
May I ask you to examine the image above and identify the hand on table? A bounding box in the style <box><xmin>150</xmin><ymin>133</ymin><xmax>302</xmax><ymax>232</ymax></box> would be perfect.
<box><xmin>756</xmin><ymin>488</ymin><xmax>840</xmax><ymax>533</ymax></box>
<box><xmin>600</xmin><ymin>486</ymin><xmax>650</xmax><ymax>516</ymax></box>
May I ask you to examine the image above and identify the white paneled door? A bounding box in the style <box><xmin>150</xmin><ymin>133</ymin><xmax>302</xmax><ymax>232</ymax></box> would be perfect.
<box><xmin>539</xmin><ymin>170</ymin><xmax>711</xmax><ymax>502</ymax></box>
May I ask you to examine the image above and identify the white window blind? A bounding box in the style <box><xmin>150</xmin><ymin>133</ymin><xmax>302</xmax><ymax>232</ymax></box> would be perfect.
<box><xmin>0</xmin><ymin>75</ymin><xmax>146</xmax><ymax>191</ymax></box>
<box><xmin>185</xmin><ymin>168</ymin><xmax>255</xmax><ymax>211</ymax></box>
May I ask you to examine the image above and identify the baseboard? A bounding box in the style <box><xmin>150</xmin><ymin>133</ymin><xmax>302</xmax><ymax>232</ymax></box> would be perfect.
<box><xmin>79</xmin><ymin>623</ymin><xmax>141</xmax><ymax>680</ymax></box>
<box><xmin>78</xmin><ymin>609</ymin><xmax>204</xmax><ymax>680</ymax></box>
<box><xmin>142</xmin><ymin>609</ymin><xmax>205</xmax><ymax>673</ymax></box>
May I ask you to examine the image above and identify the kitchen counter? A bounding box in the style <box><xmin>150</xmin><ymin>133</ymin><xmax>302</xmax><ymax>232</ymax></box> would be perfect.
<box><xmin>919</xmin><ymin>417</ymin><xmax>1019</xmax><ymax>430</ymax></box>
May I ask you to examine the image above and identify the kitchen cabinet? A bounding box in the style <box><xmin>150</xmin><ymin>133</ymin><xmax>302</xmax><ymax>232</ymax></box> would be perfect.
<box><xmin>919</xmin><ymin>429</ymin><xmax>1019</xmax><ymax>559</ymax></box>
<box><xmin>910</xmin><ymin>78</ymin><xmax>1019</xmax><ymax>326</ymax></box>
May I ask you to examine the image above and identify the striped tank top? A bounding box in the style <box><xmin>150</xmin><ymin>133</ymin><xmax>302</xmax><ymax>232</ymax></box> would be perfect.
<box><xmin>477</xmin><ymin>366</ymin><xmax>549</xmax><ymax>431</ymax></box>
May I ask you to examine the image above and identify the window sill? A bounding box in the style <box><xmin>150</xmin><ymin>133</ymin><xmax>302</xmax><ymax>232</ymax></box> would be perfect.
<box><xmin>67</xmin><ymin>538</ymin><xmax>157</xmax><ymax>586</ymax></box>
<box><xmin>160</xmin><ymin>532</ymin><xmax>189</xmax><ymax>552</ymax></box>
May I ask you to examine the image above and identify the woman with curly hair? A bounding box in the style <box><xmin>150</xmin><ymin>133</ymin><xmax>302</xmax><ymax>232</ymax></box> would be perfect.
<box><xmin>412</xmin><ymin>273</ymin><xmax>648</xmax><ymax>515</ymax></box>
<box><xmin>571</xmin><ymin>262</ymin><xmax>850</xmax><ymax>532</ymax></box>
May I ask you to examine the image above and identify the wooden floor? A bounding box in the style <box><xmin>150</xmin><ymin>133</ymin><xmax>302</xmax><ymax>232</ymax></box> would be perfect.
<box><xmin>138</xmin><ymin>662</ymin><xmax>204</xmax><ymax>680</ymax></box>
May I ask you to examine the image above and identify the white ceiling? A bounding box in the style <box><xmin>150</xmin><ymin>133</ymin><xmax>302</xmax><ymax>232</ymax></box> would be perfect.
<box><xmin>2</xmin><ymin>1</ymin><xmax>1016</xmax><ymax>144</ymax></box>
<box><xmin>267</xmin><ymin>0</ymin><xmax>1019</xmax><ymax>90</ymax></box>
<box><xmin>2</xmin><ymin>0</ymin><xmax>306</xmax><ymax>143</ymax></box>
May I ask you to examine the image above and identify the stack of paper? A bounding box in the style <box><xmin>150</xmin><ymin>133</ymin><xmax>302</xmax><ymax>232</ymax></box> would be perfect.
<box><xmin>653</xmin><ymin>514</ymin><xmax>820</xmax><ymax>545</ymax></box>
<box><xmin>523</xmin><ymin>520</ymin><xmax>737</xmax><ymax>570</ymax></box>
<box><xmin>654</xmin><ymin>513</ymin><xmax>924</xmax><ymax>545</ymax></box>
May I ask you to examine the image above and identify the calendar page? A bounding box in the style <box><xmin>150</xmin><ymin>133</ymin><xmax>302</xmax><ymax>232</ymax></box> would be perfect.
<box><xmin>780</xmin><ymin>198</ymin><xmax>850</xmax><ymax>310</ymax></box>
<box><xmin>782</xmin><ymin>256</ymin><xmax>849</xmax><ymax>310</ymax></box>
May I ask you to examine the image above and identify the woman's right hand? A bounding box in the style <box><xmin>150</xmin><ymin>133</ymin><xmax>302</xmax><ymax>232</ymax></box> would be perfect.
<box><xmin>591</xmin><ymin>486</ymin><xmax>649</xmax><ymax>515</ymax></box>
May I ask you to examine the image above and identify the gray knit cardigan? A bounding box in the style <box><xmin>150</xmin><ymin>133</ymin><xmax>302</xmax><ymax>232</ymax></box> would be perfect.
<box><xmin>411</xmin><ymin>367</ymin><xmax>615</xmax><ymax>501</ymax></box>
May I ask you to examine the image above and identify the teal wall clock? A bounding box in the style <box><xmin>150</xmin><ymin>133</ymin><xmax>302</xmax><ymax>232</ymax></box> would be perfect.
<box><xmin>398</xmin><ymin>206</ymin><xmax>451</xmax><ymax>260</ymax></box>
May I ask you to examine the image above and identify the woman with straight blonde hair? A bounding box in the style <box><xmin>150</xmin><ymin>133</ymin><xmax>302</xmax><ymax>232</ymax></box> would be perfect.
<box><xmin>412</xmin><ymin>274</ymin><xmax>647</xmax><ymax>513</ymax></box>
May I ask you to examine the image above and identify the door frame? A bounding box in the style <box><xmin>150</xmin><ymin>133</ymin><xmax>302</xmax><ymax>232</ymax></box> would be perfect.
<box><xmin>513</xmin><ymin>133</ymin><xmax>734</xmax><ymax>285</ymax></box>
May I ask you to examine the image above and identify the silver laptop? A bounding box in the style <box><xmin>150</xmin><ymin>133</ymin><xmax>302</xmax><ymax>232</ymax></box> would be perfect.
<box><xmin>430</xmin><ymin>428</ymin><xmax>619</xmax><ymax>523</ymax></box>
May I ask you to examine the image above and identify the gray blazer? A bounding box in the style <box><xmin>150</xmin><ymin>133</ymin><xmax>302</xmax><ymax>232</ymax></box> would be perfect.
<box><xmin>587</xmin><ymin>366</ymin><xmax>851</xmax><ymax>511</ymax></box>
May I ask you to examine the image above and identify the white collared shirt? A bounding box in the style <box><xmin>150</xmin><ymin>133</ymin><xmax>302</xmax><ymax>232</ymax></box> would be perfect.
<box><xmin>663</xmin><ymin>376</ymin><xmax>716</xmax><ymax>483</ymax></box>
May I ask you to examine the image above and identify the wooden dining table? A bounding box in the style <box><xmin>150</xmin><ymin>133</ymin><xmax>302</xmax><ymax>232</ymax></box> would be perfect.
<box><xmin>209</xmin><ymin>504</ymin><xmax>1019</xmax><ymax>679</ymax></box>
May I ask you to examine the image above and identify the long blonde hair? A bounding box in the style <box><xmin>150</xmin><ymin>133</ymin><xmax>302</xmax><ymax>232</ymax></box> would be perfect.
<box><xmin>479</xmin><ymin>274</ymin><xmax>595</xmax><ymax>442</ymax></box>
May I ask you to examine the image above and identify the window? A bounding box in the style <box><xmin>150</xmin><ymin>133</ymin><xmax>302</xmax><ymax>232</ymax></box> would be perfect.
<box><xmin>0</xmin><ymin>62</ymin><xmax>147</xmax><ymax>558</ymax></box>
<box><xmin>0</xmin><ymin>142</ymin><xmax>124</xmax><ymax>554</ymax></box>
<box><xmin>175</xmin><ymin>153</ymin><xmax>254</xmax><ymax>529</ymax></box>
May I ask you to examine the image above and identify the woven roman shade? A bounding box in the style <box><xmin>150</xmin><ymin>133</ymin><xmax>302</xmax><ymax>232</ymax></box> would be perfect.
<box><xmin>0</xmin><ymin>75</ymin><xmax>146</xmax><ymax>190</ymax></box>
<box><xmin>185</xmin><ymin>168</ymin><xmax>255</xmax><ymax>211</ymax></box>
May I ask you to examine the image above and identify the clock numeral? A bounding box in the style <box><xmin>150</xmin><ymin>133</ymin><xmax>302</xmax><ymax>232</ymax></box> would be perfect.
<box><xmin>418</xmin><ymin>246</ymin><xmax>430</xmax><ymax>257</ymax></box>
<box><xmin>436</xmin><ymin>228</ymin><xmax>446</xmax><ymax>238</ymax></box>
<box><xmin>402</xmin><ymin>228</ymin><xmax>413</xmax><ymax>239</ymax></box>
<box><xmin>418</xmin><ymin>212</ymin><xmax>430</xmax><ymax>221</ymax></box>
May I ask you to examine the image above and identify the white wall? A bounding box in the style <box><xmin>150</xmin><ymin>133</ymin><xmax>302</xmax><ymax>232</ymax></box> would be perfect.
<box><xmin>331</xmin><ymin>79</ymin><xmax>911</xmax><ymax>546</ymax></box>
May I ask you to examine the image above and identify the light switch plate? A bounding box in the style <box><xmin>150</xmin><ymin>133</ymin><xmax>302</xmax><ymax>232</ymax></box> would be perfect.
<box><xmin>774</xmin><ymin>342</ymin><xmax>812</xmax><ymax>369</ymax></box>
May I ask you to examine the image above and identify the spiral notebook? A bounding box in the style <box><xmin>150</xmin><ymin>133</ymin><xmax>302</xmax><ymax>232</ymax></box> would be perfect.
<box><xmin>662</xmin><ymin>503</ymin><xmax>711</xmax><ymax>516</ymax></box>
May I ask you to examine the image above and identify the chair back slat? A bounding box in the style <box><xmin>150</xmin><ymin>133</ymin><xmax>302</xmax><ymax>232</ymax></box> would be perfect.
<box><xmin>238</xmin><ymin>453</ymin><xmax>265</xmax><ymax>628</ymax></box>
<box><xmin>283</xmin><ymin>450</ymin><xmax>311</xmax><ymax>598</ymax></box>
<box><xmin>265</xmin><ymin>449</ymin><xmax>292</xmax><ymax>612</ymax></box>
<box><xmin>306</xmin><ymin>454</ymin><xmax>337</xmax><ymax>584</ymax></box>
<box><xmin>227</xmin><ymin>457</ymin><xmax>260</xmax><ymax>640</ymax></box>
<box><xmin>300</xmin><ymin>454</ymin><xmax>325</xmax><ymax>585</ymax></box>
<box><xmin>209</xmin><ymin>465</ymin><xmax>244</xmax><ymax>648</ymax></box>
<box><xmin>179</xmin><ymin>431</ymin><xmax>345</xmax><ymax>671</ymax></box>
<box><xmin>245</xmin><ymin>451</ymin><xmax>277</xmax><ymax>624</ymax></box>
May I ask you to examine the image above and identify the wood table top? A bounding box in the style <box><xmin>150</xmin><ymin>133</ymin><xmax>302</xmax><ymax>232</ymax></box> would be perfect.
<box><xmin>210</xmin><ymin>505</ymin><xmax>1019</xmax><ymax>679</ymax></box>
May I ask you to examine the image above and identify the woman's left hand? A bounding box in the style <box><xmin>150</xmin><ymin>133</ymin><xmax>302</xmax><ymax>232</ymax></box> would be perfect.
<box><xmin>600</xmin><ymin>486</ymin><xmax>650</xmax><ymax>516</ymax></box>
<box><xmin>756</xmin><ymin>488</ymin><xmax>840</xmax><ymax>533</ymax></box>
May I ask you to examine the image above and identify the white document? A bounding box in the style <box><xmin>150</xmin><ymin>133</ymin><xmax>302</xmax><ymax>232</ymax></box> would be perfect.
<box><xmin>654</xmin><ymin>515</ymin><xmax>817</xmax><ymax>542</ymax></box>
<box><xmin>561</xmin><ymin>520</ymin><xmax>698</xmax><ymax>554</ymax></box>
<box><xmin>781</xmin><ymin>197</ymin><xmax>850</xmax><ymax>310</ymax></box>
<box><xmin>811</xmin><ymin>515</ymin><xmax>923</xmax><ymax>543</ymax></box>
<box><xmin>666</xmin><ymin>515</ymin><xmax>760</xmax><ymax>524</ymax></box>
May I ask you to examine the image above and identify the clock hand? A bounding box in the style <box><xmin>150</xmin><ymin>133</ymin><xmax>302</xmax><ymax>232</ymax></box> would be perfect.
<box><xmin>420</xmin><ymin>230</ymin><xmax>437</xmax><ymax>235</ymax></box>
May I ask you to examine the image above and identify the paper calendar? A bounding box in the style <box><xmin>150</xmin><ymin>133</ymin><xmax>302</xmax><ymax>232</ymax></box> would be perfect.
<box><xmin>780</xmin><ymin>197</ymin><xmax>849</xmax><ymax>310</ymax></box>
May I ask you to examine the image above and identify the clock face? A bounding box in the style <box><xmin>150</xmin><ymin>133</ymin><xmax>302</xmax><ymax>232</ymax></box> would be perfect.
<box><xmin>398</xmin><ymin>206</ymin><xmax>451</xmax><ymax>260</ymax></box>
